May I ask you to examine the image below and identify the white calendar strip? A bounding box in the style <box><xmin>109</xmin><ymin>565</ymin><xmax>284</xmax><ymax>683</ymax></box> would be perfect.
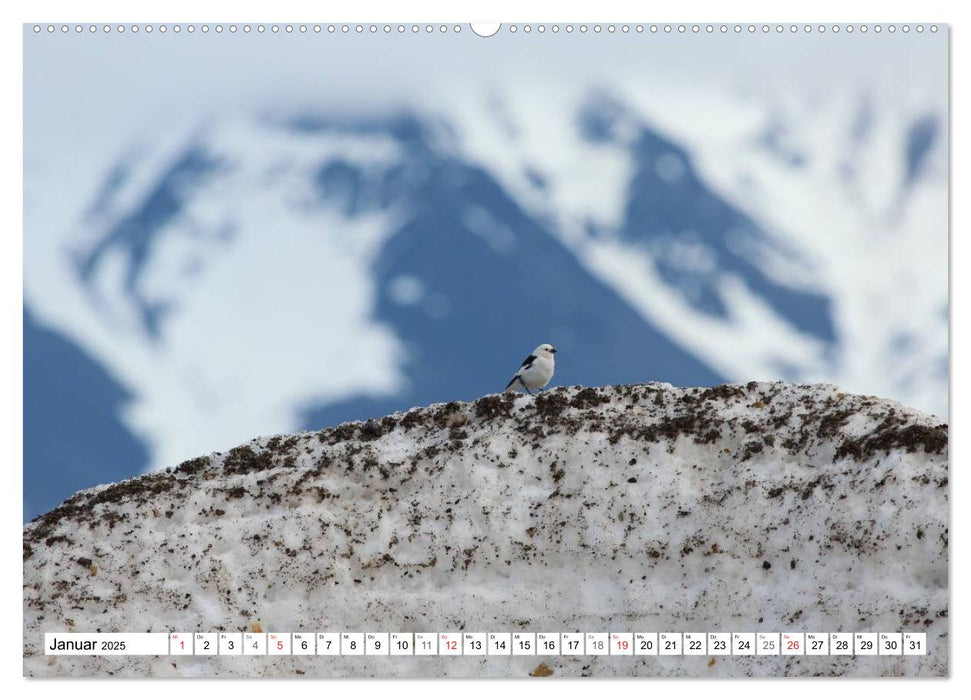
<box><xmin>44</xmin><ymin>632</ymin><xmax>927</xmax><ymax>656</ymax></box>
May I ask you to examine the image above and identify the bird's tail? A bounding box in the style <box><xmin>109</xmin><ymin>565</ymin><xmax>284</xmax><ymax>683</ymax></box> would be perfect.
<box><xmin>503</xmin><ymin>376</ymin><xmax>519</xmax><ymax>393</ymax></box>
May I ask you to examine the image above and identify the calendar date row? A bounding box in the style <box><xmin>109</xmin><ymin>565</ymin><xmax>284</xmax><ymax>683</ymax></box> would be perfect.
<box><xmin>44</xmin><ymin>632</ymin><xmax>927</xmax><ymax>656</ymax></box>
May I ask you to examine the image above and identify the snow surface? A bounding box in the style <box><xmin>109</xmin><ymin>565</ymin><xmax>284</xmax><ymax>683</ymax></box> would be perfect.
<box><xmin>23</xmin><ymin>382</ymin><xmax>948</xmax><ymax>677</ymax></box>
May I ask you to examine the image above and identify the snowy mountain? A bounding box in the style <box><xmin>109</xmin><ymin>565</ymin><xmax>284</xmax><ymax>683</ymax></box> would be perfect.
<box><xmin>23</xmin><ymin>382</ymin><xmax>949</xmax><ymax>677</ymax></box>
<box><xmin>23</xmin><ymin>88</ymin><xmax>947</xmax><ymax>520</ymax></box>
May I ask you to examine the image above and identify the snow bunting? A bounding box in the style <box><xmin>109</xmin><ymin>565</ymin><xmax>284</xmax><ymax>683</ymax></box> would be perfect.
<box><xmin>504</xmin><ymin>344</ymin><xmax>556</xmax><ymax>395</ymax></box>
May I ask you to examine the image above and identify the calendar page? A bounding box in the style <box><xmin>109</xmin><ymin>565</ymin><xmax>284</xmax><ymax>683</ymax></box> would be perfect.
<box><xmin>22</xmin><ymin>19</ymin><xmax>948</xmax><ymax>679</ymax></box>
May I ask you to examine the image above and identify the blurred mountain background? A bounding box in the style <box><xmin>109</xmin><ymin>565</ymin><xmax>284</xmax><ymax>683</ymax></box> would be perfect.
<box><xmin>23</xmin><ymin>26</ymin><xmax>948</xmax><ymax>520</ymax></box>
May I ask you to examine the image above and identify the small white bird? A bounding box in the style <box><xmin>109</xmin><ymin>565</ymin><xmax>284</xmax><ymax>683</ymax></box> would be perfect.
<box><xmin>504</xmin><ymin>344</ymin><xmax>557</xmax><ymax>395</ymax></box>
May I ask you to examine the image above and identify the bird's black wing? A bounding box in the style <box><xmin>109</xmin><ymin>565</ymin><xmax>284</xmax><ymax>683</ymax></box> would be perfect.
<box><xmin>504</xmin><ymin>355</ymin><xmax>536</xmax><ymax>390</ymax></box>
<box><xmin>519</xmin><ymin>354</ymin><xmax>536</xmax><ymax>370</ymax></box>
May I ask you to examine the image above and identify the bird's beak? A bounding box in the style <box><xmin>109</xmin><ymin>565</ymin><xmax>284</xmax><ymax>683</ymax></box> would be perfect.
<box><xmin>551</xmin><ymin>348</ymin><xmax>557</xmax><ymax>354</ymax></box>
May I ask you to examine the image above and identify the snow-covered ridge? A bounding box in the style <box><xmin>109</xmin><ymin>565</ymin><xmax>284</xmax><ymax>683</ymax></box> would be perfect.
<box><xmin>24</xmin><ymin>382</ymin><xmax>948</xmax><ymax>677</ymax></box>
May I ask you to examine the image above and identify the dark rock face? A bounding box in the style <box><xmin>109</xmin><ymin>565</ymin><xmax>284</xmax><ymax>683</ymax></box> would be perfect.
<box><xmin>23</xmin><ymin>308</ymin><xmax>150</xmax><ymax>521</ymax></box>
<box><xmin>24</xmin><ymin>382</ymin><xmax>948</xmax><ymax>678</ymax></box>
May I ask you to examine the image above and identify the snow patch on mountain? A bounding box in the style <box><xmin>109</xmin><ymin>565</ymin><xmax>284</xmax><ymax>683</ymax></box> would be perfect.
<box><xmin>445</xmin><ymin>83</ymin><xmax>947</xmax><ymax>417</ymax></box>
<box><xmin>27</xmin><ymin>119</ymin><xmax>408</xmax><ymax>470</ymax></box>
